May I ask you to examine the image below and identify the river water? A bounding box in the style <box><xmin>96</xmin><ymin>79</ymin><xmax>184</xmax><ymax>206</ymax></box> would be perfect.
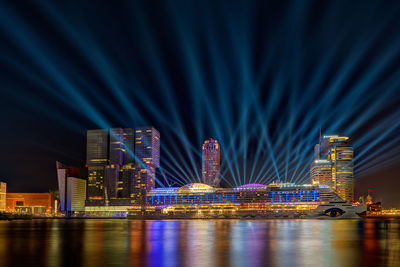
<box><xmin>0</xmin><ymin>219</ymin><xmax>399</xmax><ymax>267</ymax></box>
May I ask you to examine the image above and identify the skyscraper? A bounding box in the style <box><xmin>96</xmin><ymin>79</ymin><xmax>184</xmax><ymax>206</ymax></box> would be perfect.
<box><xmin>86</xmin><ymin>129</ymin><xmax>108</xmax><ymax>201</ymax></box>
<box><xmin>202</xmin><ymin>138</ymin><xmax>220</xmax><ymax>187</ymax></box>
<box><xmin>329</xmin><ymin>136</ymin><xmax>354</xmax><ymax>203</ymax></box>
<box><xmin>310</xmin><ymin>159</ymin><xmax>333</xmax><ymax>188</ymax></box>
<box><xmin>133</xmin><ymin>127</ymin><xmax>160</xmax><ymax>194</ymax></box>
<box><xmin>104</xmin><ymin>128</ymin><xmax>135</xmax><ymax>201</ymax></box>
<box><xmin>311</xmin><ymin>135</ymin><xmax>354</xmax><ymax>203</ymax></box>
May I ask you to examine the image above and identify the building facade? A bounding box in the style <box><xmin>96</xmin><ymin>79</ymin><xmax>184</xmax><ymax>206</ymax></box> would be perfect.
<box><xmin>134</xmin><ymin>127</ymin><xmax>160</xmax><ymax>193</ymax></box>
<box><xmin>311</xmin><ymin>135</ymin><xmax>354</xmax><ymax>203</ymax></box>
<box><xmin>56</xmin><ymin>161</ymin><xmax>86</xmax><ymax>213</ymax></box>
<box><xmin>67</xmin><ymin>177</ymin><xmax>86</xmax><ymax>212</ymax></box>
<box><xmin>0</xmin><ymin>182</ymin><xmax>6</xmax><ymax>212</ymax></box>
<box><xmin>6</xmin><ymin>193</ymin><xmax>54</xmax><ymax>214</ymax></box>
<box><xmin>202</xmin><ymin>138</ymin><xmax>221</xmax><ymax>187</ymax></box>
<box><xmin>85</xmin><ymin>126</ymin><xmax>159</xmax><ymax>207</ymax></box>
<box><xmin>310</xmin><ymin>159</ymin><xmax>333</xmax><ymax>188</ymax></box>
<box><xmin>87</xmin><ymin>129</ymin><xmax>108</xmax><ymax>201</ymax></box>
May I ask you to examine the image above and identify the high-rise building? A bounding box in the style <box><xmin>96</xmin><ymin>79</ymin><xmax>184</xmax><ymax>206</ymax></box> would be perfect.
<box><xmin>0</xmin><ymin>182</ymin><xmax>6</xmax><ymax>212</ymax></box>
<box><xmin>86</xmin><ymin>129</ymin><xmax>108</xmax><ymax>201</ymax></box>
<box><xmin>310</xmin><ymin>159</ymin><xmax>333</xmax><ymax>188</ymax></box>
<box><xmin>87</xmin><ymin>129</ymin><xmax>109</xmax><ymax>166</ymax></box>
<box><xmin>135</xmin><ymin>127</ymin><xmax>160</xmax><ymax>167</ymax></box>
<box><xmin>311</xmin><ymin>135</ymin><xmax>354</xmax><ymax>203</ymax></box>
<box><xmin>329</xmin><ymin>136</ymin><xmax>354</xmax><ymax>203</ymax></box>
<box><xmin>104</xmin><ymin>164</ymin><xmax>120</xmax><ymax>199</ymax></box>
<box><xmin>119</xmin><ymin>164</ymin><xmax>135</xmax><ymax>198</ymax></box>
<box><xmin>109</xmin><ymin>128</ymin><xmax>125</xmax><ymax>165</ymax></box>
<box><xmin>133</xmin><ymin>127</ymin><xmax>160</xmax><ymax>194</ymax></box>
<box><xmin>105</xmin><ymin>128</ymin><xmax>135</xmax><ymax>201</ymax></box>
<box><xmin>202</xmin><ymin>138</ymin><xmax>220</xmax><ymax>187</ymax></box>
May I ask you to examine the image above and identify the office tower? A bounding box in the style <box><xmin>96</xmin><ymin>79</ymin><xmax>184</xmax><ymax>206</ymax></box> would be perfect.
<box><xmin>105</xmin><ymin>128</ymin><xmax>135</xmax><ymax>200</ymax></box>
<box><xmin>202</xmin><ymin>138</ymin><xmax>221</xmax><ymax>187</ymax></box>
<box><xmin>104</xmin><ymin>165</ymin><xmax>120</xmax><ymax>200</ymax></box>
<box><xmin>87</xmin><ymin>129</ymin><xmax>108</xmax><ymax>200</ymax></box>
<box><xmin>56</xmin><ymin>161</ymin><xmax>86</xmax><ymax>213</ymax></box>
<box><xmin>310</xmin><ymin>159</ymin><xmax>333</xmax><ymax>188</ymax></box>
<box><xmin>109</xmin><ymin>128</ymin><xmax>125</xmax><ymax>165</ymax></box>
<box><xmin>329</xmin><ymin>136</ymin><xmax>354</xmax><ymax>203</ymax></box>
<box><xmin>133</xmin><ymin>127</ymin><xmax>160</xmax><ymax>193</ymax></box>
<box><xmin>123</xmin><ymin>128</ymin><xmax>135</xmax><ymax>165</ymax></box>
<box><xmin>119</xmin><ymin>164</ymin><xmax>135</xmax><ymax>198</ymax></box>
<box><xmin>87</xmin><ymin>129</ymin><xmax>109</xmax><ymax>166</ymax></box>
<box><xmin>311</xmin><ymin>135</ymin><xmax>354</xmax><ymax>203</ymax></box>
<box><xmin>0</xmin><ymin>182</ymin><xmax>6</xmax><ymax>212</ymax></box>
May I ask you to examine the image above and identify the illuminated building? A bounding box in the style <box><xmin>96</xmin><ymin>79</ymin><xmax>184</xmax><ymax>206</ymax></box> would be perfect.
<box><xmin>133</xmin><ymin>127</ymin><xmax>160</xmax><ymax>194</ymax></box>
<box><xmin>66</xmin><ymin>177</ymin><xmax>86</xmax><ymax>212</ymax></box>
<box><xmin>119</xmin><ymin>163</ymin><xmax>135</xmax><ymax>198</ymax></box>
<box><xmin>109</xmin><ymin>128</ymin><xmax>135</xmax><ymax>165</ymax></box>
<box><xmin>104</xmin><ymin>164</ymin><xmax>120</xmax><ymax>200</ymax></box>
<box><xmin>127</xmin><ymin>182</ymin><xmax>365</xmax><ymax>219</ymax></box>
<box><xmin>86</xmin><ymin>129</ymin><xmax>108</xmax><ymax>201</ymax></box>
<box><xmin>329</xmin><ymin>136</ymin><xmax>354</xmax><ymax>203</ymax></box>
<box><xmin>56</xmin><ymin>161</ymin><xmax>85</xmax><ymax>214</ymax></box>
<box><xmin>202</xmin><ymin>138</ymin><xmax>220</xmax><ymax>187</ymax></box>
<box><xmin>311</xmin><ymin>134</ymin><xmax>354</xmax><ymax>203</ymax></box>
<box><xmin>86</xmin><ymin>129</ymin><xmax>109</xmax><ymax>166</ymax></box>
<box><xmin>105</xmin><ymin>128</ymin><xmax>135</xmax><ymax>200</ymax></box>
<box><xmin>6</xmin><ymin>193</ymin><xmax>54</xmax><ymax>214</ymax></box>
<box><xmin>0</xmin><ymin>182</ymin><xmax>6</xmax><ymax>212</ymax></box>
<box><xmin>310</xmin><ymin>159</ymin><xmax>333</xmax><ymax>188</ymax></box>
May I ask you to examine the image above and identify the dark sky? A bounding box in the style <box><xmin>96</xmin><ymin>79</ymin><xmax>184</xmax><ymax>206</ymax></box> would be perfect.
<box><xmin>0</xmin><ymin>1</ymin><xmax>400</xmax><ymax>206</ymax></box>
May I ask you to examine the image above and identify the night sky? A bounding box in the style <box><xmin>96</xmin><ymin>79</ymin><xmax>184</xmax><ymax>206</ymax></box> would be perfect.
<box><xmin>0</xmin><ymin>1</ymin><xmax>400</xmax><ymax>206</ymax></box>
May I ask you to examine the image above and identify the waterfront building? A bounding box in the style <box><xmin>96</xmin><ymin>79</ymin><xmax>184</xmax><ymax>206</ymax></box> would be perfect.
<box><xmin>87</xmin><ymin>129</ymin><xmax>108</xmax><ymax>201</ymax></box>
<box><xmin>56</xmin><ymin>161</ymin><xmax>81</xmax><ymax>213</ymax></box>
<box><xmin>133</xmin><ymin>127</ymin><xmax>160</xmax><ymax>193</ymax></box>
<box><xmin>66</xmin><ymin>177</ymin><xmax>86</xmax><ymax>212</ymax></box>
<box><xmin>329</xmin><ymin>136</ymin><xmax>354</xmax><ymax>203</ymax></box>
<box><xmin>310</xmin><ymin>159</ymin><xmax>333</xmax><ymax>188</ymax></box>
<box><xmin>202</xmin><ymin>138</ymin><xmax>221</xmax><ymax>187</ymax></box>
<box><xmin>104</xmin><ymin>164</ymin><xmax>120</xmax><ymax>200</ymax></box>
<box><xmin>86</xmin><ymin>129</ymin><xmax>109</xmax><ymax>166</ymax></box>
<box><xmin>0</xmin><ymin>182</ymin><xmax>6</xmax><ymax>212</ymax></box>
<box><xmin>119</xmin><ymin>164</ymin><xmax>135</xmax><ymax>198</ymax></box>
<box><xmin>311</xmin><ymin>134</ymin><xmax>354</xmax><ymax>203</ymax></box>
<box><xmin>105</xmin><ymin>128</ymin><xmax>135</xmax><ymax>200</ymax></box>
<box><xmin>6</xmin><ymin>193</ymin><xmax>54</xmax><ymax>214</ymax></box>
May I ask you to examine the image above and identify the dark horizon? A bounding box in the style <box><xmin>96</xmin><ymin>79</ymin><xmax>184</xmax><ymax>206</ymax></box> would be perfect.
<box><xmin>1</xmin><ymin>1</ymin><xmax>400</xmax><ymax>207</ymax></box>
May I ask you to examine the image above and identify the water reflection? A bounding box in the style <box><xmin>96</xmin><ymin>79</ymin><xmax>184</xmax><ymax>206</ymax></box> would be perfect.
<box><xmin>0</xmin><ymin>219</ymin><xmax>399</xmax><ymax>266</ymax></box>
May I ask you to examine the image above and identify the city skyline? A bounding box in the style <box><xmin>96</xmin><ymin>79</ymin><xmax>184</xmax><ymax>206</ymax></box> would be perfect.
<box><xmin>0</xmin><ymin>1</ymin><xmax>399</xmax><ymax>208</ymax></box>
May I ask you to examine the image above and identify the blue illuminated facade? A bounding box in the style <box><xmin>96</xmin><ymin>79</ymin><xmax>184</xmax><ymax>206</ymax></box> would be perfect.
<box><xmin>146</xmin><ymin>183</ymin><xmax>321</xmax><ymax>206</ymax></box>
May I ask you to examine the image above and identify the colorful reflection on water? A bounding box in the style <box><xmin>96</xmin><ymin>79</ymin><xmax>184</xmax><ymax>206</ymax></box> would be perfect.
<box><xmin>0</xmin><ymin>219</ymin><xmax>399</xmax><ymax>266</ymax></box>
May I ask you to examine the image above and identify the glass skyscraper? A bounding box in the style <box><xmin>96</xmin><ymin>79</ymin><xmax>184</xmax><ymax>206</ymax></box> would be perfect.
<box><xmin>133</xmin><ymin>127</ymin><xmax>160</xmax><ymax>195</ymax></box>
<box><xmin>86</xmin><ymin>129</ymin><xmax>108</xmax><ymax>201</ymax></box>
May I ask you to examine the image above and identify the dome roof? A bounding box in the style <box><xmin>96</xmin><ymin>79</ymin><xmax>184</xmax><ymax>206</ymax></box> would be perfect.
<box><xmin>177</xmin><ymin>183</ymin><xmax>215</xmax><ymax>193</ymax></box>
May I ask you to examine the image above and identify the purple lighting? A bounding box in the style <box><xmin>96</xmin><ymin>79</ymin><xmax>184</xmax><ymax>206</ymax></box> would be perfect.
<box><xmin>237</xmin><ymin>184</ymin><xmax>267</xmax><ymax>189</ymax></box>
